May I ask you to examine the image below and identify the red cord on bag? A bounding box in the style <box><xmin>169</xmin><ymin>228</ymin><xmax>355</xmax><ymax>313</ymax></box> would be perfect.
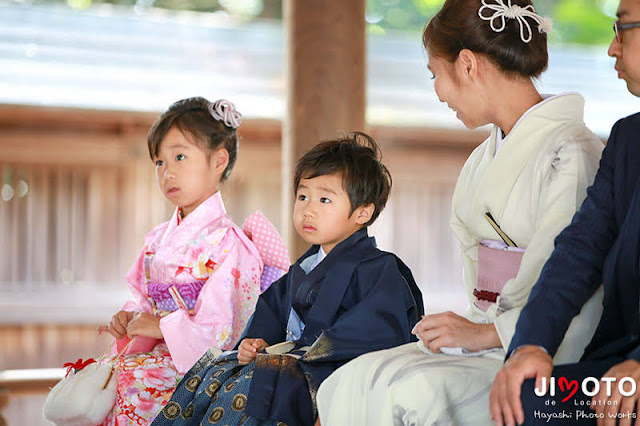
<box><xmin>63</xmin><ymin>358</ymin><xmax>97</xmax><ymax>377</ymax></box>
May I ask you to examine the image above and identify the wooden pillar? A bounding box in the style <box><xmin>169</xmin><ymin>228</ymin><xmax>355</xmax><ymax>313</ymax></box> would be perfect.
<box><xmin>282</xmin><ymin>0</ymin><xmax>367</xmax><ymax>258</ymax></box>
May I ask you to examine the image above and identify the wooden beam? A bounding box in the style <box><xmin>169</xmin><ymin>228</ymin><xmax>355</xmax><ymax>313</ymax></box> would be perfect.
<box><xmin>0</xmin><ymin>369</ymin><xmax>65</xmax><ymax>396</ymax></box>
<box><xmin>283</xmin><ymin>0</ymin><xmax>367</xmax><ymax>258</ymax></box>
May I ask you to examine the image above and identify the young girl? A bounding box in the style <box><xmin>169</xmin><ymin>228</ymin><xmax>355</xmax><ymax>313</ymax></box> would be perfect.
<box><xmin>151</xmin><ymin>133</ymin><xmax>423</xmax><ymax>426</ymax></box>
<box><xmin>97</xmin><ymin>97</ymin><xmax>289</xmax><ymax>426</ymax></box>
<box><xmin>316</xmin><ymin>0</ymin><xmax>605</xmax><ymax>424</ymax></box>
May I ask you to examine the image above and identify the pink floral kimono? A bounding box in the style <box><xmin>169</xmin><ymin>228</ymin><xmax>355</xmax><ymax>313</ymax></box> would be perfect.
<box><xmin>100</xmin><ymin>192</ymin><xmax>289</xmax><ymax>426</ymax></box>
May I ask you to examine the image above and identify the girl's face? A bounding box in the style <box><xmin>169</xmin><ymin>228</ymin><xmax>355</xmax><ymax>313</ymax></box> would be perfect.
<box><xmin>427</xmin><ymin>51</ymin><xmax>488</xmax><ymax>129</ymax></box>
<box><xmin>154</xmin><ymin>127</ymin><xmax>226</xmax><ymax>217</ymax></box>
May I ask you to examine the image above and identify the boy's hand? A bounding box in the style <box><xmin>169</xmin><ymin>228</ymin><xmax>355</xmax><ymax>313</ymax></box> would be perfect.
<box><xmin>238</xmin><ymin>338</ymin><xmax>268</xmax><ymax>365</ymax></box>
<box><xmin>97</xmin><ymin>310</ymin><xmax>134</xmax><ymax>339</ymax></box>
<box><xmin>126</xmin><ymin>312</ymin><xmax>163</xmax><ymax>339</ymax></box>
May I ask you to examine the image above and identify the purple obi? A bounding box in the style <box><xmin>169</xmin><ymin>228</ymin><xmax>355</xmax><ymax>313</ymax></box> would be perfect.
<box><xmin>148</xmin><ymin>282</ymin><xmax>205</xmax><ymax>315</ymax></box>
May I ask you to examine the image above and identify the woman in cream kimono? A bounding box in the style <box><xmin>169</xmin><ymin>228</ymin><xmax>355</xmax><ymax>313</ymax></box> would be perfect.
<box><xmin>316</xmin><ymin>1</ymin><xmax>604</xmax><ymax>425</ymax></box>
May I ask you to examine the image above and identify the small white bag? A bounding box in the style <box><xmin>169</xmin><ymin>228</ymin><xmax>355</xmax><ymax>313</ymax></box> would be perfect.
<box><xmin>43</xmin><ymin>339</ymin><xmax>134</xmax><ymax>426</ymax></box>
<box><xmin>43</xmin><ymin>361</ymin><xmax>116</xmax><ymax>426</ymax></box>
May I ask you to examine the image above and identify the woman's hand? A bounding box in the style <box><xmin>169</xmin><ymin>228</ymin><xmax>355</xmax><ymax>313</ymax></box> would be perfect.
<box><xmin>125</xmin><ymin>312</ymin><xmax>163</xmax><ymax>339</ymax></box>
<box><xmin>412</xmin><ymin>311</ymin><xmax>501</xmax><ymax>352</ymax></box>
<box><xmin>97</xmin><ymin>310</ymin><xmax>134</xmax><ymax>339</ymax></box>
<box><xmin>238</xmin><ymin>338</ymin><xmax>269</xmax><ymax>365</ymax></box>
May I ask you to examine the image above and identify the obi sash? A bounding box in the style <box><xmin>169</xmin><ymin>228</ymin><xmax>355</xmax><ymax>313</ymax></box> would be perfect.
<box><xmin>142</xmin><ymin>211</ymin><xmax>290</xmax><ymax>317</ymax></box>
<box><xmin>148</xmin><ymin>281</ymin><xmax>205</xmax><ymax>316</ymax></box>
<box><xmin>242</xmin><ymin>210</ymin><xmax>290</xmax><ymax>292</ymax></box>
<box><xmin>474</xmin><ymin>239</ymin><xmax>525</xmax><ymax>311</ymax></box>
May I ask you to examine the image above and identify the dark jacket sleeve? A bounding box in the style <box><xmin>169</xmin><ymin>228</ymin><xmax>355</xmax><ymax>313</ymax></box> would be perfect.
<box><xmin>508</xmin><ymin>119</ymin><xmax>623</xmax><ymax>358</ymax></box>
<box><xmin>301</xmin><ymin>255</ymin><xmax>420</xmax><ymax>363</ymax></box>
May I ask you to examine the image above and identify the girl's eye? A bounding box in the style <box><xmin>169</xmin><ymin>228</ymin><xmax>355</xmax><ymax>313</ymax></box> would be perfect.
<box><xmin>297</xmin><ymin>194</ymin><xmax>307</xmax><ymax>201</ymax></box>
<box><xmin>155</xmin><ymin>160</ymin><xmax>163</xmax><ymax>167</ymax></box>
<box><xmin>176</xmin><ymin>154</ymin><xmax>185</xmax><ymax>161</ymax></box>
<box><xmin>429</xmin><ymin>73</ymin><xmax>435</xmax><ymax>80</ymax></box>
<box><xmin>320</xmin><ymin>197</ymin><xmax>331</xmax><ymax>204</ymax></box>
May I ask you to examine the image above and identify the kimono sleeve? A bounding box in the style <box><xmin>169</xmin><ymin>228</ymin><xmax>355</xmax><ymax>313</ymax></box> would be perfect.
<box><xmin>492</xmin><ymin>129</ymin><xmax>603</xmax><ymax>355</ymax></box>
<box><xmin>159</xmin><ymin>227</ymin><xmax>263</xmax><ymax>374</ymax></box>
<box><xmin>510</xmin><ymin>121</ymin><xmax>623</xmax><ymax>358</ymax></box>
<box><xmin>120</xmin><ymin>223</ymin><xmax>167</xmax><ymax>314</ymax></box>
<box><xmin>302</xmin><ymin>256</ymin><xmax>418</xmax><ymax>363</ymax></box>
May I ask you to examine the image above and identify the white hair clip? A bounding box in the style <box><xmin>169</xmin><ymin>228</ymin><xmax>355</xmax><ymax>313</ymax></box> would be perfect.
<box><xmin>478</xmin><ymin>0</ymin><xmax>552</xmax><ymax>43</ymax></box>
<box><xmin>208</xmin><ymin>99</ymin><xmax>242</xmax><ymax>129</ymax></box>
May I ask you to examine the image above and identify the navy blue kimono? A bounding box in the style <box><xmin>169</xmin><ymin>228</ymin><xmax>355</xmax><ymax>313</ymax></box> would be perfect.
<box><xmin>508</xmin><ymin>113</ymin><xmax>640</xmax><ymax>424</ymax></box>
<box><xmin>152</xmin><ymin>228</ymin><xmax>423</xmax><ymax>426</ymax></box>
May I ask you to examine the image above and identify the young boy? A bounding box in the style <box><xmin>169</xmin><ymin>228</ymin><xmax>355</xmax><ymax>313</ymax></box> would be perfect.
<box><xmin>152</xmin><ymin>132</ymin><xmax>424</xmax><ymax>426</ymax></box>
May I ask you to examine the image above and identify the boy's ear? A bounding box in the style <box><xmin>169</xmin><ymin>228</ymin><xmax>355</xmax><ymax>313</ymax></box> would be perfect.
<box><xmin>354</xmin><ymin>203</ymin><xmax>375</xmax><ymax>226</ymax></box>
<box><xmin>212</xmin><ymin>148</ymin><xmax>230</xmax><ymax>175</ymax></box>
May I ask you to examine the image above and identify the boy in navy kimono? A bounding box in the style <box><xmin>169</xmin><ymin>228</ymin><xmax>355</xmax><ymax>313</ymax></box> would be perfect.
<box><xmin>152</xmin><ymin>132</ymin><xmax>424</xmax><ymax>426</ymax></box>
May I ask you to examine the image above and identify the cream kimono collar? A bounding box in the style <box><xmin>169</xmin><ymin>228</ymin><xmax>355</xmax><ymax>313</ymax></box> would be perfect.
<box><xmin>451</xmin><ymin>91</ymin><xmax>587</xmax><ymax>251</ymax></box>
<box><xmin>494</xmin><ymin>92</ymin><xmax>583</xmax><ymax>156</ymax></box>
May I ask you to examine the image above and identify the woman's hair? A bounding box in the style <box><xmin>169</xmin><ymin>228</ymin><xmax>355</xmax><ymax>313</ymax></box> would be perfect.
<box><xmin>423</xmin><ymin>0</ymin><xmax>548</xmax><ymax>78</ymax></box>
<box><xmin>147</xmin><ymin>97</ymin><xmax>239</xmax><ymax>180</ymax></box>
<box><xmin>294</xmin><ymin>132</ymin><xmax>392</xmax><ymax>227</ymax></box>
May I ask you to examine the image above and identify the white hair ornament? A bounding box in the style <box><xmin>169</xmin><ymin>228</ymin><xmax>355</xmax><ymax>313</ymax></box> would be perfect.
<box><xmin>478</xmin><ymin>0</ymin><xmax>552</xmax><ymax>43</ymax></box>
<box><xmin>208</xmin><ymin>99</ymin><xmax>242</xmax><ymax>129</ymax></box>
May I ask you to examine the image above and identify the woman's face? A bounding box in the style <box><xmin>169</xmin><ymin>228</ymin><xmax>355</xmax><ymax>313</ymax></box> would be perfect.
<box><xmin>427</xmin><ymin>51</ymin><xmax>487</xmax><ymax>129</ymax></box>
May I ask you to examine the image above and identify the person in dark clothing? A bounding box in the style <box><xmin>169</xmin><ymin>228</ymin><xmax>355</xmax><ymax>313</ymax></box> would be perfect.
<box><xmin>490</xmin><ymin>0</ymin><xmax>640</xmax><ymax>424</ymax></box>
<box><xmin>152</xmin><ymin>132</ymin><xmax>423</xmax><ymax>426</ymax></box>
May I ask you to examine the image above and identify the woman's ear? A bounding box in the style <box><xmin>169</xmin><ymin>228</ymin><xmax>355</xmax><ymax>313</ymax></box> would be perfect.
<box><xmin>456</xmin><ymin>49</ymin><xmax>478</xmax><ymax>81</ymax></box>
<box><xmin>212</xmin><ymin>148</ymin><xmax>230</xmax><ymax>175</ymax></box>
<box><xmin>354</xmin><ymin>203</ymin><xmax>375</xmax><ymax>226</ymax></box>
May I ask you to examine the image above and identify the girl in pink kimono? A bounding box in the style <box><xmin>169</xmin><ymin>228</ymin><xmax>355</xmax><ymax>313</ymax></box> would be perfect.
<box><xmin>97</xmin><ymin>97</ymin><xmax>289</xmax><ymax>426</ymax></box>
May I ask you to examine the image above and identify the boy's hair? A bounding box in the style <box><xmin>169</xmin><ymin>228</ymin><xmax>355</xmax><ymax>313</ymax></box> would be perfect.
<box><xmin>147</xmin><ymin>97</ymin><xmax>239</xmax><ymax>180</ymax></box>
<box><xmin>294</xmin><ymin>132</ymin><xmax>392</xmax><ymax>227</ymax></box>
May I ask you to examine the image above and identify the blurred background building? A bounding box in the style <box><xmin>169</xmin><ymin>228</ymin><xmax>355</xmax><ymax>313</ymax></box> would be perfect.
<box><xmin>0</xmin><ymin>0</ymin><xmax>637</xmax><ymax>423</ymax></box>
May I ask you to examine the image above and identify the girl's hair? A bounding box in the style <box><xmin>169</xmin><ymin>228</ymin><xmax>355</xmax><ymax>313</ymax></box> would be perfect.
<box><xmin>147</xmin><ymin>97</ymin><xmax>239</xmax><ymax>180</ymax></box>
<box><xmin>423</xmin><ymin>0</ymin><xmax>548</xmax><ymax>78</ymax></box>
<box><xmin>294</xmin><ymin>132</ymin><xmax>392</xmax><ymax>227</ymax></box>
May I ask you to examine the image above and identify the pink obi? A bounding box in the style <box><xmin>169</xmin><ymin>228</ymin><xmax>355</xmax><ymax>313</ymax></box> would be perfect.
<box><xmin>474</xmin><ymin>239</ymin><xmax>525</xmax><ymax>311</ymax></box>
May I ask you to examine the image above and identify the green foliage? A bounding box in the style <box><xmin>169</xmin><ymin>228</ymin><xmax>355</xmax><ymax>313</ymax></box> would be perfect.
<box><xmin>365</xmin><ymin>0</ymin><xmax>616</xmax><ymax>45</ymax></box>
<box><xmin>36</xmin><ymin>0</ymin><xmax>617</xmax><ymax>45</ymax></box>
<box><xmin>552</xmin><ymin>0</ymin><xmax>615</xmax><ymax>44</ymax></box>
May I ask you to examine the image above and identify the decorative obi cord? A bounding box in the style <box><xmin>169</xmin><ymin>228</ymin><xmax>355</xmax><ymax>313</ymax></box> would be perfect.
<box><xmin>148</xmin><ymin>282</ymin><xmax>205</xmax><ymax>316</ymax></box>
<box><xmin>474</xmin><ymin>239</ymin><xmax>525</xmax><ymax>311</ymax></box>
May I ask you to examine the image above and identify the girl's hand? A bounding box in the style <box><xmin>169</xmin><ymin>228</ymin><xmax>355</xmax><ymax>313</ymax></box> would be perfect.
<box><xmin>238</xmin><ymin>338</ymin><xmax>268</xmax><ymax>365</ymax></box>
<box><xmin>412</xmin><ymin>311</ymin><xmax>501</xmax><ymax>353</ymax></box>
<box><xmin>126</xmin><ymin>312</ymin><xmax>163</xmax><ymax>339</ymax></box>
<box><xmin>97</xmin><ymin>310</ymin><xmax>134</xmax><ymax>339</ymax></box>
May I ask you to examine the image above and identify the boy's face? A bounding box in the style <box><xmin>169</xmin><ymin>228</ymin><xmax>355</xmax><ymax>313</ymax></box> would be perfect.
<box><xmin>294</xmin><ymin>173</ymin><xmax>372</xmax><ymax>254</ymax></box>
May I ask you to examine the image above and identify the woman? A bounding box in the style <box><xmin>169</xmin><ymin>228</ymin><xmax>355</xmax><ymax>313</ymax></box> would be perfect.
<box><xmin>316</xmin><ymin>0</ymin><xmax>605</xmax><ymax>424</ymax></box>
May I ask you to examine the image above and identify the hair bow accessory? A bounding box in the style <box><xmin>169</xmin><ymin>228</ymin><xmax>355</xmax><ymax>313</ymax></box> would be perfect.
<box><xmin>479</xmin><ymin>0</ymin><xmax>552</xmax><ymax>43</ymax></box>
<box><xmin>208</xmin><ymin>99</ymin><xmax>243</xmax><ymax>129</ymax></box>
